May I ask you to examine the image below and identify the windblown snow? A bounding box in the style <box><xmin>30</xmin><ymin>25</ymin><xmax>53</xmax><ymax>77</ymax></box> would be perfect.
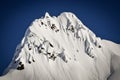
<box><xmin>0</xmin><ymin>12</ymin><xmax>120</xmax><ymax>80</ymax></box>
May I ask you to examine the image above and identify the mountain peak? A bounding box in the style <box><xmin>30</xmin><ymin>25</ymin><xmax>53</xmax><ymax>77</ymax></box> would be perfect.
<box><xmin>7</xmin><ymin>12</ymin><xmax>102</xmax><ymax>70</ymax></box>
<box><xmin>1</xmin><ymin>12</ymin><xmax>120</xmax><ymax>80</ymax></box>
<box><xmin>5</xmin><ymin>12</ymin><xmax>102</xmax><ymax>72</ymax></box>
<box><xmin>45</xmin><ymin>12</ymin><xmax>51</xmax><ymax>18</ymax></box>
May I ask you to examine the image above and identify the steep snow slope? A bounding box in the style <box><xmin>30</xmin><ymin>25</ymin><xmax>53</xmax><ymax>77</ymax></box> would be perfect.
<box><xmin>0</xmin><ymin>12</ymin><xmax>120</xmax><ymax>80</ymax></box>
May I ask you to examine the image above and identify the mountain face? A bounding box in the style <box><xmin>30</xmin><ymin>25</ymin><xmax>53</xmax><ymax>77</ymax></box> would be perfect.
<box><xmin>0</xmin><ymin>12</ymin><xmax>120</xmax><ymax>80</ymax></box>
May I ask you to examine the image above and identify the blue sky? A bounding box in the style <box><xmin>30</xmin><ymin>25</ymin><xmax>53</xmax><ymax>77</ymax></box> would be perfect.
<box><xmin>0</xmin><ymin>0</ymin><xmax>120</xmax><ymax>75</ymax></box>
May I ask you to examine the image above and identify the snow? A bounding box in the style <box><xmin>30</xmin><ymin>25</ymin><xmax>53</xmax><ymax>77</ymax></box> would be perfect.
<box><xmin>0</xmin><ymin>12</ymin><xmax>120</xmax><ymax>80</ymax></box>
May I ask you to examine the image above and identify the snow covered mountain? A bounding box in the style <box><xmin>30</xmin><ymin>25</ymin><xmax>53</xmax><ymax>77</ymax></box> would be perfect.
<box><xmin>0</xmin><ymin>12</ymin><xmax>120</xmax><ymax>80</ymax></box>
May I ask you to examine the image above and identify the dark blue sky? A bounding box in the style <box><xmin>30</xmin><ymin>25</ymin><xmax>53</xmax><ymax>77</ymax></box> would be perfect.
<box><xmin>0</xmin><ymin>0</ymin><xmax>120</xmax><ymax>75</ymax></box>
